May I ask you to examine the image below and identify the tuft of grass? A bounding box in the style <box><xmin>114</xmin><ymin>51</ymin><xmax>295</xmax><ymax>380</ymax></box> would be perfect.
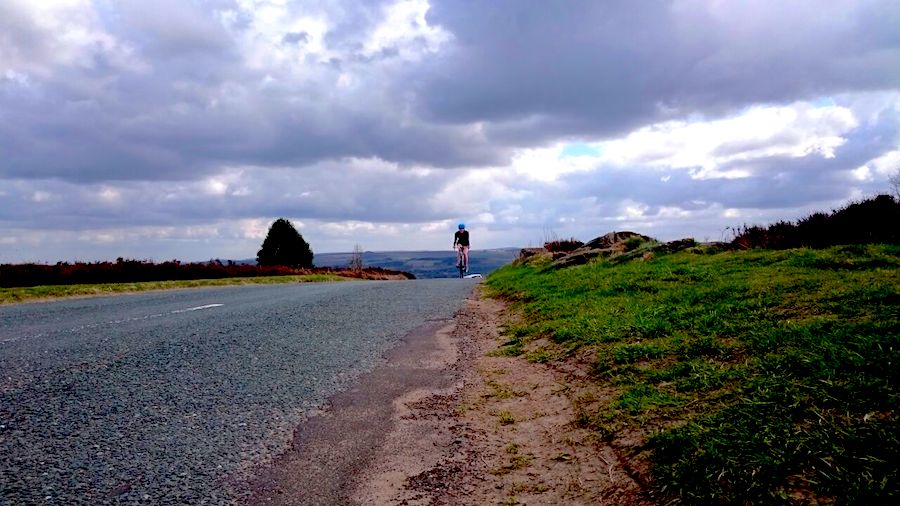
<box><xmin>485</xmin><ymin>380</ymin><xmax>528</xmax><ymax>400</ymax></box>
<box><xmin>491</xmin><ymin>443</ymin><xmax>533</xmax><ymax>476</ymax></box>
<box><xmin>486</xmin><ymin>245</ymin><xmax>900</xmax><ymax>504</ymax></box>
<box><xmin>612</xmin><ymin>342</ymin><xmax>668</xmax><ymax>364</ymax></box>
<box><xmin>525</xmin><ymin>348</ymin><xmax>554</xmax><ymax>363</ymax></box>
<box><xmin>498</xmin><ymin>410</ymin><xmax>516</xmax><ymax>425</ymax></box>
<box><xmin>489</xmin><ymin>338</ymin><xmax>526</xmax><ymax>357</ymax></box>
<box><xmin>615</xmin><ymin>383</ymin><xmax>682</xmax><ymax>415</ymax></box>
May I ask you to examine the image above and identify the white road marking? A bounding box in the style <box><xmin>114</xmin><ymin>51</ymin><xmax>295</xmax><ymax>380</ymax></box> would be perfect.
<box><xmin>2</xmin><ymin>304</ymin><xmax>224</xmax><ymax>344</ymax></box>
<box><xmin>171</xmin><ymin>303</ymin><xmax>224</xmax><ymax>314</ymax></box>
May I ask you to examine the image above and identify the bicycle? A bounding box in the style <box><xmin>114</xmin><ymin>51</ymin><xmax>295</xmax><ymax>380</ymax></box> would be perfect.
<box><xmin>456</xmin><ymin>246</ymin><xmax>468</xmax><ymax>278</ymax></box>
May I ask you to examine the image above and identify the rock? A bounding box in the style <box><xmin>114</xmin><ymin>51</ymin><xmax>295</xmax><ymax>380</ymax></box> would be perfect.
<box><xmin>518</xmin><ymin>247</ymin><xmax>546</xmax><ymax>259</ymax></box>
<box><xmin>551</xmin><ymin>231</ymin><xmax>655</xmax><ymax>268</ymax></box>
<box><xmin>514</xmin><ymin>247</ymin><xmax>552</xmax><ymax>266</ymax></box>
<box><xmin>551</xmin><ymin>247</ymin><xmax>609</xmax><ymax>268</ymax></box>
<box><xmin>654</xmin><ymin>238</ymin><xmax>697</xmax><ymax>254</ymax></box>
<box><xmin>582</xmin><ymin>231</ymin><xmax>651</xmax><ymax>250</ymax></box>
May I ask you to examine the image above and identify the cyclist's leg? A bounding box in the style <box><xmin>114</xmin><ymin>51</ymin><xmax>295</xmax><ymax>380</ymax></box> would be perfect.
<box><xmin>456</xmin><ymin>245</ymin><xmax>462</xmax><ymax>267</ymax></box>
<box><xmin>463</xmin><ymin>246</ymin><xmax>470</xmax><ymax>271</ymax></box>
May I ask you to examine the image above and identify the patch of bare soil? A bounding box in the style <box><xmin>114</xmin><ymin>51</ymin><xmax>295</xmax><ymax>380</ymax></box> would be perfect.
<box><xmin>352</xmin><ymin>289</ymin><xmax>654</xmax><ymax>505</ymax></box>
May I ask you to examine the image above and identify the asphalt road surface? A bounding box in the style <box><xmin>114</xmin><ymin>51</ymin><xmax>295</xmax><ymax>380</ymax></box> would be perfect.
<box><xmin>0</xmin><ymin>279</ymin><xmax>476</xmax><ymax>505</ymax></box>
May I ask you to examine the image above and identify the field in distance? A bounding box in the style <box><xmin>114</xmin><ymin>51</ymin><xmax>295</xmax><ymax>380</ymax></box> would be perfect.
<box><xmin>307</xmin><ymin>248</ymin><xmax>521</xmax><ymax>279</ymax></box>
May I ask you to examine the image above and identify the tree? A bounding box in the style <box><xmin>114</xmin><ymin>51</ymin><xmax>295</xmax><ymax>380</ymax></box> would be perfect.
<box><xmin>349</xmin><ymin>243</ymin><xmax>364</xmax><ymax>271</ymax></box>
<box><xmin>889</xmin><ymin>167</ymin><xmax>900</xmax><ymax>199</ymax></box>
<box><xmin>256</xmin><ymin>218</ymin><xmax>314</xmax><ymax>268</ymax></box>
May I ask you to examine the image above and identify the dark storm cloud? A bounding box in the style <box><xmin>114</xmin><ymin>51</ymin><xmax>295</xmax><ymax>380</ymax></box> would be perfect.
<box><xmin>420</xmin><ymin>0</ymin><xmax>900</xmax><ymax>144</ymax></box>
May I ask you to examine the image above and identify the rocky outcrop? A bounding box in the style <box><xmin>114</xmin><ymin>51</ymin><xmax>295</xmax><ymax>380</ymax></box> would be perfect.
<box><xmin>515</xmin><ymin>231</ymin><xmax>720</xmax><ymax>269</ymax></box>
<box><xmin>552</xmin><ymin>231</ymin><xmax>653</xmax><ymax>268</ymax></box>
<box><xmin>518</xmin><ymin>247</ymin><xmax>547</xmax><ymax>259</ymax></box>
<box><xmin>514</xmin><ymin>248</ymin><xmax>552</xmax><ymax>266</ymax></box>
<box><xmin>651</xmin><ymin>238</ymin><xmax>697</xmax><ymax>254</ymax></box>
<box><xmin>582</xmin><ymin>231</ymin><xmax>651</xmax><ymax>250</ymax></box>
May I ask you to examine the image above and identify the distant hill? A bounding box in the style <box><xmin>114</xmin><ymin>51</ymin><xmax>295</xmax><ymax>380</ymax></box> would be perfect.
<box><xmin>312</xmin><ymin>248</ymin><xmax>520</xmax><ymax>279</ymax></box>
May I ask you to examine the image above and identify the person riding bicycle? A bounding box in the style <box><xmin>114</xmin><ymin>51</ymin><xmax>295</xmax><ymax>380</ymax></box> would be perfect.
<box><xmin>453</xmin><ymin>223</ymin><xmax>470</xmax><ymax>272</ymax></box>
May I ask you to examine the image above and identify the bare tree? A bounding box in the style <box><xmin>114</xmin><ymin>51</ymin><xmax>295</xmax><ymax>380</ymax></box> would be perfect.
<box><xmin>349</xmin><ymin>243</ymin><xmax>364</xmax><ymax>272</ymax></box>
<box><xmin>541</xmin><ymin>226</ymin><xmax>558</xmax><ymax>246</ymax></box>
<box><xmin>889</xmin><ymin>167</ymin><xmax>900</xmax><ymax>199</ymax></box>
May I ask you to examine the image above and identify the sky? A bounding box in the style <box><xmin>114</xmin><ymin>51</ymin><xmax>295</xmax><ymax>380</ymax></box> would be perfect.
<box><xmin>1</xmin><ymin>0</ymin><xmax>899</xmax><ymax>263</ymax></box>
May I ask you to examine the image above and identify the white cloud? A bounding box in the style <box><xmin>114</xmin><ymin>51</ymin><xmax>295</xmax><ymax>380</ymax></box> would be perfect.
<box><xmin>420</xmin><ymin>220</ymin><xmax>453</xmax><ymax>233</ymax></box>
<box><xmin>598</xmin><ymin>102</ymin><xmax>858</xmax><ymax>178</ymax></box>
<box><xmin>239</xmin><ymin>218</ymin><xmax>270</xmax><ymax>240</ymax></box>
<box><xmin>851</xmin><ymin>166</ymin><xmax>873</xmax><ymax>182</ymax></box>
<box><xmin>233</xmin><ymin>0</ymin><xmax>332</xmax><ymax>68</ymax></box>
<box><xmin>509</xmin><ymin>144</ymin><xmax>600</xmax><ymax>182</ymax></box>
<box><xmin>864</xmin><ymin>149</ymin><xmax>900</xmax><ymax>177</ymax></box>
<box><xmin>495</xmin><ymin>100</ymin><xmax>861</xmax><ymax>185</ymax></box>
<box><xmin>363</xmin><ymin>0</ymin><xmax>451</xmax><ymax>60</ymax></box>
<box><xmin>31</xmin><ymin>191</ymin><xmax>52</xmax><ymax>203</ymax></box>
<box><xmin>97</xmin><ymin>187</ymin><xmax>122</xmax><ymax>203</ymax></box>
<box><xmin>0</xmin><ymin>0</ymin><xmax>142</xmax><ymax>75</ymax></box>
<box><xmin>320</xmin><ymin>221</ymin><xmax>386</xmax><ymax>235</ymax></box>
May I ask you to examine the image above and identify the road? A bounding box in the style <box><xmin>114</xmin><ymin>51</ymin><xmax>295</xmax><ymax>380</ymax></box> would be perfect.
<box><xmin>0</xmin><ymin>279</ymin><xmax>476</xmax><ymax>504</ymax></box>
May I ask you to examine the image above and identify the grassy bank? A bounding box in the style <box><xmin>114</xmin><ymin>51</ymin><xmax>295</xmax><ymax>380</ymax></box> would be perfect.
<box><xmin>486</xmin><ymin>245</ymin><xmax>899</xmax><ymax>504</ymax></box>
<box><xmin>0</xmin><ymin>274</ymin><xmax>348</xmax><ymax>304</ymax></box>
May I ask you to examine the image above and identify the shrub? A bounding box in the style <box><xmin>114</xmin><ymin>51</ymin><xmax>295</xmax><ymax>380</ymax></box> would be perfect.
<box><xmin>732</xmin><ymin>195</ymin><xmax>900</xmax><ymax>249</ymax></box>
<box><xmin>543</xmin><ymin>238</ymin><xmax>584</xmax><ymax>253</ymax></box>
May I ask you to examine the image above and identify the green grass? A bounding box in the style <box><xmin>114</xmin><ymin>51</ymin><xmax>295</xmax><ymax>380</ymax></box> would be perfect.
<box><xmin>486</xmin><ymin>244</ymin><xmax>900</xmax><ymax>504</ymax></box>
<box><xmin>0</xmin><ymin>274</ymin><xmax>349</xmax><ymax>304</ymax></box>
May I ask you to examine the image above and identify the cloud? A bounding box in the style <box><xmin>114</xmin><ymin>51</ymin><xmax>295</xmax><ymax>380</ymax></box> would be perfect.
<box><xmin>0</xmin><ymin>158</ymin><xmax>455</xmax><ymax>232</ymax></box>
<box><xmin>597</xmin><ymin>103</ymin><xmax>859</xmax><ymax>178</ymax></box>
<box><xmin>1</xmin><ymin>0</ymin><xmax>899</xmax><ymax>262</ymax></box>
<box><xmin>419</xmin><ymin>0</ymin><xmax>900</xmax><ymax>144</ymax></box>
<box><xmin>0</xmin><ymin>0</ymin><xmax>500</xmax><ymax>185</ymax></box>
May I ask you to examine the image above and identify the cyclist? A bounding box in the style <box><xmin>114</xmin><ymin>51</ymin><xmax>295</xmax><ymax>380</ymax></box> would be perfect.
<box><xmin>453</xmin><ymin>223</ymin><xmax>470</xmax><ymax>272</ymax></box>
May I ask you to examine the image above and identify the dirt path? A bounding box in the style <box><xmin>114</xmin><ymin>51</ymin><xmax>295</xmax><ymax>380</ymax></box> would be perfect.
<box><xmin>353</xmin><ymin>291</ymin><xmax>654</xmax><ymax>505</ymax></box>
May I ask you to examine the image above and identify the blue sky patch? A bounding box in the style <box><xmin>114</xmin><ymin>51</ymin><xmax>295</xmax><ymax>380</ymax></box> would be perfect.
<box><xmin>561</xmin><ymin>143</ymin><xmax>602</xmax><ymax>157</ymax></box>
<box><xmin>812</xmin><ymin>96</ymin><xmax>837</xmax><ymax>108</ymax></box>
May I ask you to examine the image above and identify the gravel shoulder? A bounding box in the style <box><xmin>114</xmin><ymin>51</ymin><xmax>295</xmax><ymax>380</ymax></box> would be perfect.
<box><xmin>348</xmin><ymin>288</ymin><xmax>655</xmax><ymax>505</ymax></box>
<box><xmin>242</xmin><ymin>318</ymin><xmax>462</xmax><ymax>505</ymax></box>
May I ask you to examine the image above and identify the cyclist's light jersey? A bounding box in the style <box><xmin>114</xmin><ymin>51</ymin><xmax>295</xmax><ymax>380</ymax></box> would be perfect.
<box><xmin>454</xmin><ymin>230</ymin><xmax>470</xmax><ymax>247</ymax></box>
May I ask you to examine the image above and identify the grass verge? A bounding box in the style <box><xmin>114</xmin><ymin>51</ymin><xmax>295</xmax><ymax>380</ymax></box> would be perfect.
<box><xmin>0</xmin><ymin>274</ymin><xmax>349</xmax><ymax>304</ymax></box>
<box><xmin>485</xmin><ymin>244</ymin><xmax>899</xmax><ymax>504</ymax></box>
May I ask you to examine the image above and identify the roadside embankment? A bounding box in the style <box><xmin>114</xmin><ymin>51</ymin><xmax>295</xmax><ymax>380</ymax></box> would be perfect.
<box><xmin>485</xmin><ymin>243</ymin><xmax>900</xmax><ymax>504</ymax></box>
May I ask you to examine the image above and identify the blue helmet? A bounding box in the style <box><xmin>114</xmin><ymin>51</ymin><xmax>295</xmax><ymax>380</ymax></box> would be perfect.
<box><xmin>458</xmin><ymin>223</ymin><xmax>465</xmax><ymax>229</ymax></box>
